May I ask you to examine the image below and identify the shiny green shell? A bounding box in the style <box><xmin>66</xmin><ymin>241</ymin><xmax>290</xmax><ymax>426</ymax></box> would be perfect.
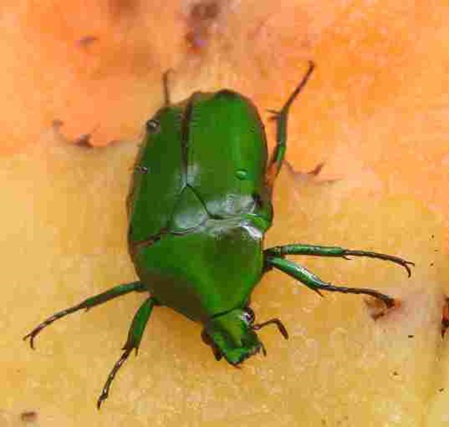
<box><xmin>127</xmin><ymin>90</ymin><xmax>273</xmax><ymax>322</ymax></box>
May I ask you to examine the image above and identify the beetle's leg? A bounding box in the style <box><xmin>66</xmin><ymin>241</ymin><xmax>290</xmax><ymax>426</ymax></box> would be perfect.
<box><xmin>97</xmin><ymin>297</ymin><xmax>155</xmax><ymax>409</ymax></box>
<box><xmin>266</xmin><ymin>61</ymin><xmax>315</xmax><ymax>188</ymax></box>
<box><xmin>265</xmin><ymin>244</ymin><xmax>414</xmax><ymax>277</ymax></box>
<box><xmin>265</xmin><ymin>256</ymin><xmax>396</xmax><ymax>308</ymax></box>
<box><xmin>23</xmin><ymin>281</ymin><xmax>146</xmax><ymax>349</ymax></box>
<box><xmin>162</xmin><ymin>69</ymin><xmax>173</xmax><ymax>106</ymax></box>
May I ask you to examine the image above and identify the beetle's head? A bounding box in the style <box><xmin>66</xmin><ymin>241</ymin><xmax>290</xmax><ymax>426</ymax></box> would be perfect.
<box><xmin>201</xmin><ymin>307</ymin><xmax>288</xmax><ymax>366</ymax></box>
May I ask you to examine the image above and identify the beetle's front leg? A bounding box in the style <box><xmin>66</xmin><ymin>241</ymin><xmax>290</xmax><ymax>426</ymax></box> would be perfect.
<box><xmin>23</xmin><ymin>281</ymin><xmax>147</xmax><ymax>349</ymax></box>
<box><xmin>265</xmin><ymin>256</ymin><xmax>396</xmax><ymax>308</ymax></box>
<box><xmin>265</xmin><ymin>244</ymin><xmax>414</xmax><ymax>277</ymax></box>
<box><xmin>97</xmin><ymin>297</ymin><xmax>156</xmax><ymax>409</ymax></box>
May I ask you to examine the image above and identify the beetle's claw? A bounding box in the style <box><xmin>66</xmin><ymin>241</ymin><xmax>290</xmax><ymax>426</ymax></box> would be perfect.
<box><xmin>383</xmin><ymin>258</ymin><xmax>414</xmax><ymax>278</ymax></box>
<box><xmin>404</xmin><ymin>261</ymin><xmax>415</xmax><ymax>278</ymax></box>
<box><xmin>97</xmin><ymin>393</ymin><xmax>107</xmax><ymax>410</ymax></box>
<box><xmin>343</xmin><ymin>250</ymin><xmax>415</xmax><ymax>278</ymax></box>
<box><xmin>23</xmin><ymin>332</ymin><xmax>37</xmax><ymax>350</ymax></box>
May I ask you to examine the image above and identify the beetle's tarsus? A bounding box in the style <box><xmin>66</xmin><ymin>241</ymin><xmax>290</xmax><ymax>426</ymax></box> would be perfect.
<box><xmin>97</xmin><ymin>347</ymin><xmax>133</xmax><ymax>410</ymax></box>
<box><xmin>23</xmin><ymin>312</ymin><xmax>65</xmax><ymax>349</ymax></box>
<box><xmin>23</xmin><ymin>282</ymin><xmax>146</xmax><ymax>351</ymax></box>
<box><xmin>342</xmin><ymin>250</ymin><xmax>414</xmax><ymax>277</ymax></box>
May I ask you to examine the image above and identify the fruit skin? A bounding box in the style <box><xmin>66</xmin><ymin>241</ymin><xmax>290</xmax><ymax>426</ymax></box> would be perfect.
<box><xmin>24</xmin><ymin>62</ymin><xmax>414</xmax><ymax>408</ymax></box>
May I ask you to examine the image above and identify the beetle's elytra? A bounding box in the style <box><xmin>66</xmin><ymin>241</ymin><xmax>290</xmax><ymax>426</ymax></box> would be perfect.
<box><xmin>24</xmin><ymin>61</ymin><xmax>414</xmax><ymax>408</ymax></box>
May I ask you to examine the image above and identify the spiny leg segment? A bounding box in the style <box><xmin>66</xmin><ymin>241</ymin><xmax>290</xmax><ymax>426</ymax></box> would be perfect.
<box><xmin>265</xmin><ymin>244</ymin><xmax>414</xmax><ymax>277</ymax></box>
<box><xmin>97</xmin><ymin>297</ymin><xmax>155</xmax><ymax>409</ymax></box>
<box><xmin>264</xmin><ymin>244</ymin><xmax>414</xmax><ymax>307</ymax></box>
<box><xmin>266</xmin><ymin>256</ymin><xmax>396</xmax><ymax>307</ymax></box>
<box><xmin>266</xmin><ymin>60</ymin><xmax>315</xmax><ymax>188</ymax></box>
<box><xmin>23</xmin><ymin>281</ymin><xmax>147</xmax><ymax>349</ymax></box>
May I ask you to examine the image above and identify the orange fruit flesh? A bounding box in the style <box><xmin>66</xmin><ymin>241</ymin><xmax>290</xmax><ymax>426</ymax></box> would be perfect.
<box><xmin>1</xmin><ymin>1</ymin><xmax>449</xmax><ymax>425</ymax></box>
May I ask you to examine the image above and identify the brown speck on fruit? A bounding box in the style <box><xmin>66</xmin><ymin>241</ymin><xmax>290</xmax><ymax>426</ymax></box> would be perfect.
<box><xmin>441</xmin><ymin>297</ymin><xmax>449</xmax><ymax>337</ymax></box>
<box><xmin>20</xmin><ymin>410</ymin><xmax>37</xmax><ymax>424</ymax></box>
<box><xmin>77</xmin><ymin>35</ymin><xmax>98</xmax><ymax>48</ymax></box>
<box><xmin>73</xmin><ymin>133</ymin><xmax>94</xmax><ymax>148</ymax></box>
<box><xmin>51</xmin><ymin>119</ymin><xmax>64</xmax><ymax>130</ymax></box>
<box><xmin>185</xmin><ymin>0</ymin><xmax>221</xmax><ymax>54</ymax></box>
<box><xmin>109</xmin><ymin>0</ymin><xmax>140</xmax><ymax>19</ymax></box>
<box><xmin>364</xmin><ymin>296</ymin><xmax>398</xmax><ymax>320</ymax></box>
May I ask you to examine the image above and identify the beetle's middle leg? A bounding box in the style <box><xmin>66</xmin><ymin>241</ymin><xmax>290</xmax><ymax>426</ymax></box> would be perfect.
<box><xmin>265</xmin><ymin>256</ymin><xmax>396</xmax><ymax>307</ymax></box>
<box><xmin>266</xmin><ymin>61</ymin><xmax>315</xmax><ymax>188</ymax></box>
<box><xmin>23</xmin><ymin>281</ymin><xmax>147</xmax><ymax>349</ymax></box>
<box><xmin>264</xmin><ymin>244</ymin><xmax>414</xmax><ymax>277</ymax></box>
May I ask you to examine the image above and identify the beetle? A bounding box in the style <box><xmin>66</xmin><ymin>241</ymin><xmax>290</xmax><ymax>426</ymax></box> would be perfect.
<box><xmin>24</xmin><ymin>61</ymin><xmax>413</xmax><ymax>408</ymax></box>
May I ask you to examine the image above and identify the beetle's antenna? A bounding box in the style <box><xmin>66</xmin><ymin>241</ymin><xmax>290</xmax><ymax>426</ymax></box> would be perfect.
<box><xmin>162</xmin><ymin>69</ymin><xmax>173</xmax><ymax>106</ymax></box>
<box><xmin>252</xmin><ymin>318</ymin><xmax>289</xmax><ymax>339</ymax></box>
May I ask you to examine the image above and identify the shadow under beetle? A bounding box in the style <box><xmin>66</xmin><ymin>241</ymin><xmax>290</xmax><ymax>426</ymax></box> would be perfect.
<box><xmin>24</xmin><ymin>61</ymin><xmax>414</xmax><ymax>408</ymax></box>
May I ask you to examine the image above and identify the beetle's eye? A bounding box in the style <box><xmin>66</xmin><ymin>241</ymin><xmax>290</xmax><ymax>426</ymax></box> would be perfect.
<box><xmin>146</xmin><ymin>119</ymin><xmax>160</xmax><ymax>133</ymax></box>
<box><xmin>243</xmin><ymin>307</ymin><xmax>255</xmax><ymax>324</ymax></box>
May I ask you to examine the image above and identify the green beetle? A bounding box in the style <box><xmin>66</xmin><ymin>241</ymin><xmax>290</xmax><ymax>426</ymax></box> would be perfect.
<box><xmin>24</xmin><ymin>61</ymin><xmax>413</xmax><ymax>408</ymax></box>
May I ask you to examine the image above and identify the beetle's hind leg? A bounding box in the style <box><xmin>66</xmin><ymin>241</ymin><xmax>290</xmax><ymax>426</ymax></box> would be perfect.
<box><xmin>97</xmin><ymin>297</ymin><xmax>155</xmax><ymax>409</ymax></box>
<box><xmin>265</xmin><ymin>244</ymin><xmax>414</xmax><ymax>277</ymax></box>
<box><xmin>23</xmin><ymin>281</ymin><xmax>147</xmax><ymax>349</ymax></box>
<box><xmin>265</xmin><ymin>256</ymin><xmax>396</xmax><ymax>308</ymax></box>
<box><xmin>266</xmin><ymin>61</ymin><xmax>315</xmax><ymax>188</ymax></box>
